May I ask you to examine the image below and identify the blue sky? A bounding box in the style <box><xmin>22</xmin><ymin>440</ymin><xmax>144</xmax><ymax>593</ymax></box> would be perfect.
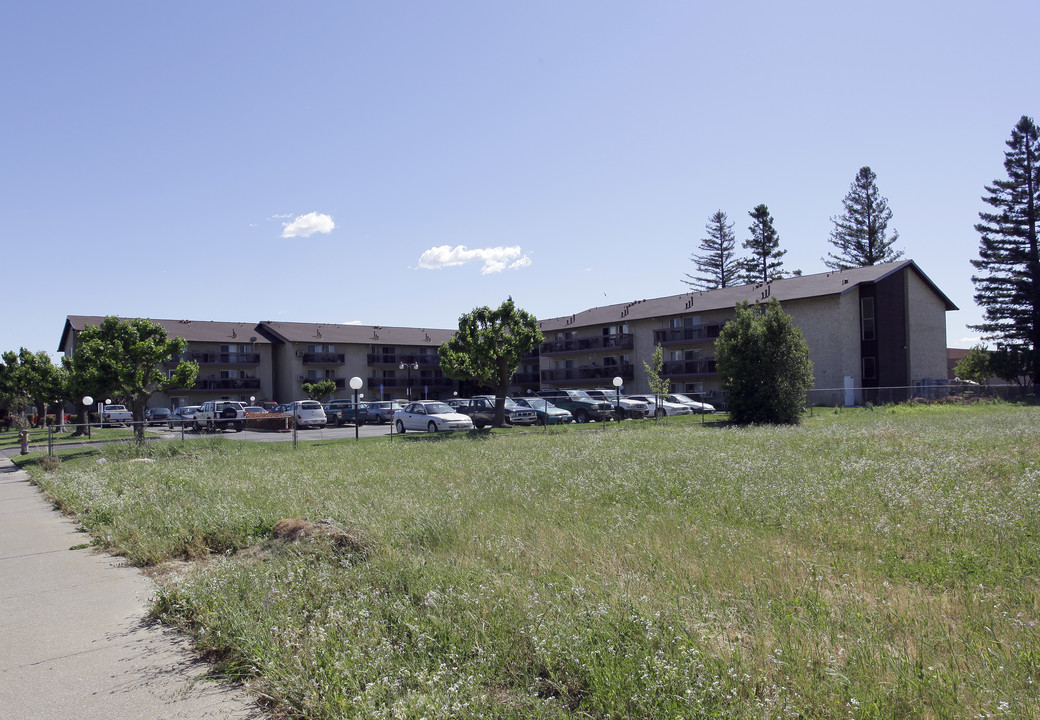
<box><xmin>2</xmin><ymin>1</ymin><xmax>1035</xmax><ymax>358</ymax></box>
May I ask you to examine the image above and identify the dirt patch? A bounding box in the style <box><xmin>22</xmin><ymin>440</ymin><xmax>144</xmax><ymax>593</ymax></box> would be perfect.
<box><xmin>271</xmin><ymin>517</ymin><xmax>370</xmax><ymax>555</ymax></box>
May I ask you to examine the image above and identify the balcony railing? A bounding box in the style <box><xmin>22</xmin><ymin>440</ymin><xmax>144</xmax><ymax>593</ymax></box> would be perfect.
<box><xmin>539</xmin><ymin>334</ymin><xmax>634</xmax><ymax>355</ymax></box>
<box><xmin>188</xmin><ymin>378</ymin><xmax>262</xmax><ymax>391</ymax></box>
<box><xmin>539</xmin><ymin>364</ymin><xmax>634</xmax><ymax>383</ymax></box>
<box><xmin>169</xmin><ymin>352</ymin><xmax>260</xmax><ymax>365</ymax></box>
<box><xmin>301</xmin><ymin>352</ymin><xmax>345</xmax><ymax>365</ymax></box>
<box><xmin>653</xmin><ymin>325</ymin><xmax>724</xmax><ymax>345</ymax></box>
<box><xmin>367</xmin><ymin>353</ymin><xmax>440</xmax><ymax>367</ymax></box>
<box><xmin>511</xmin><ymin>371</ymin><xmax>541</xmax><ymax>385</ymax></box>
<box><xmin>661</xmin><ymin>359</ymin><xmax>718</xmax><ymax>377</ymax></box>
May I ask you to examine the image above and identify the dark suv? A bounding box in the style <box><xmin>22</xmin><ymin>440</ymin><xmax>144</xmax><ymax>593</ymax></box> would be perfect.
<box><xmin>535</xmin><ymin>389</ymin><xmax>614</xmax><ymax>423</ymax></box>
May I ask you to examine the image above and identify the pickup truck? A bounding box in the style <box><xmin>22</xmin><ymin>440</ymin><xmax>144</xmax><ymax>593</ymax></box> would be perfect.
<box><xmin>100</xmin><ymin>404</ymin><xmax>133</xmax><ymax>427</ymax></box>
<box><xmin>193</xmin><ymin>400</ymin><xmax>246</xmax><ymax>432</ymax></box>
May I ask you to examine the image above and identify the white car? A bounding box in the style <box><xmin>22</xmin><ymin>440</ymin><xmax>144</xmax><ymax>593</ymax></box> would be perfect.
<box><xmin>394</xmin><ymin>400</ymin><xmax>474</xmax><ymax>433</ymax></box>
<box><xmin>663</xmin><ymin>393</ymin><xmax>716</xmax><ymax>414</ymax></box>
<box><xmin>291</xmin><ymin>400</ymin><xmax>327</xmax><ymax>428</ymax></box>
<box><xmin>625</xmin><ymin>394</ymin><xmax>693</xmax><ymax>417</ymax></box>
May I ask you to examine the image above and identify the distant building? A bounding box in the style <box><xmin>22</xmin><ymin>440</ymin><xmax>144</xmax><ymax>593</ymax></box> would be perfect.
<box><xmin>59</xmin><ymin>259</ymin><xmax>956</xmax><ymax>408</ymax></box>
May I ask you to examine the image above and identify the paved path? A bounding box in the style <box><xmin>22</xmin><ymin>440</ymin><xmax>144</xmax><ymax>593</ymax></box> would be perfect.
<box><xmin>0</xmin><ymin>456</ymin><xmax>260</xmax><ymax>720</ymax></box>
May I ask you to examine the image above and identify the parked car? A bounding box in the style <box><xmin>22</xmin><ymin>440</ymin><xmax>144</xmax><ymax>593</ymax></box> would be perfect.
<box><xmin>394</xmin><ymin>401</ymin><xmax>474</xmax><ymax>433</ymax></box>
<box><xmin>144</xmin><ymin>407</ymin><xmax>172</xmax><ymax>426</ymax></box>
<box><xmin>100</xmin><ymin>404</ymin><xmax>132</xmax><ymax>427</ymax></box>
<box><xmin>514</xmin><ymin>397</ymin><xmax>573</xmax><ymax>425</ymax></box>
<box><xmin>290</xmin><ymin>400</ymin><xmax>327</xmax><ymax>428</ymax></box>
<box><xmin>625</xmin><ymin>394</ymin><xmax>693</xmax><ymax>417</ymax></box>
<box><xmin>535</xmin><ymin>389</ymin><xmax>615</xmax><ymax>423</ymax></box>
<box><xmin>242</xmin><ymin>406</ymin><xmax>267</xmax><ymax>415</ymax></box>
<box><xmin>324</xmin><ymin>399</ymin><xmax>368</xmax><ymax>426</ymax></box>
<box><xmin>365</xmin><ymin>400</ymin><xmax>405</xmax><ymax>424</ymax></box>
<box><xmin>193</xmin><ymin>400</ymin><xmax>247</xmax><ymax>432</ymax></box>
<box><xmin>584</xmin><ymin>389</ymin><xmax>650</xmax><ymax>419</ymax></box>
<box><xmin>261</xmin><ymin>401</ymin><xmax>279</xmax><ymax>412</ymax></box>
<box><xmin>270</xmin><ymin>403</ymin><xmax>292</xmax><ymax>414</ymax></box>
<box><xmin>169</xmin><ymin>405</ymin><xmax>201</xmax><ymax>429</ymax></box>
<box><xmin>473</xmin><ymin>395</ymin><xmax>538</xmax><ymax>425</ymax></box>
<box><xmin>446</xmin><ymin>396</ymin><xmax>537</xmax><ymax>428</ymax></box>
<box><xmin>662</xmin><ymin>393</ymin><xmax>716</xmax><ymax>414</ymax></box>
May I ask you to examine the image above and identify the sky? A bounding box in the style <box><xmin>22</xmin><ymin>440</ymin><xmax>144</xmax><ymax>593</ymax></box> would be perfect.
<box><xmin>2</xmin><ymin>1</ymin><xmax>1036</xmax><ymax>359</ymax></box>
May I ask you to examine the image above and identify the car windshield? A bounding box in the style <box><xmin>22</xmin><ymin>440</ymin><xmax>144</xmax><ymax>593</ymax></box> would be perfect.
<box><xmin>523</xmin><ymin>398</ymin><xmax>556</xmax><ymax>410</ymax></box>
<box><xmin>299</xmin><ymin>401</ymin><xmax>322</xmax><ymax>410</ymax></box>
<box><xmin>566</xmin><ymin>390</ymin><xmax>593</xmax><ymax>399</ymax></box>
<box><xmin>422</xmin><ymin>402</ymin><xmax>454</xmax><ymax>415</ymax></box>
<box><xmin>668</xmin><ymin>394</ymin><xmax>694</xmax><ymax>403</ymax></box>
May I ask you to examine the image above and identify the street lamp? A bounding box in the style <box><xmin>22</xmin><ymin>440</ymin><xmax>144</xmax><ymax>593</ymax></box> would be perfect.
<box><xmin>82</xmin><ymin>396</ymin><xmax>93</xmax><ymax>437</ymax></box>
<box><xmin>349</xmin><ymin>376</ymin><xmax>363</xmax><ymax>440</ymax></box>
<box><xmin>399</xmin><ymin>361</ymin><xmax>418</xmax><ymax>399</ymax></box>
<box><xmin>612</xmin><ymin>376</ymin><xmax>624</xmax><ymax>423</ymax></box>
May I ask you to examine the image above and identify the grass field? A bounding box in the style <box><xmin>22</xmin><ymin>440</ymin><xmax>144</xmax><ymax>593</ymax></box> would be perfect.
<box><xmin>17</xmin><ymin>404</ymin><xmax>1040</xmax><ymax>719</ymax></box>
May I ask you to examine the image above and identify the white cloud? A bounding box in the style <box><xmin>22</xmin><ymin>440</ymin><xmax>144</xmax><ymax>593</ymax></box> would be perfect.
<box><xmin>343</xmin><ymin>320</ymin><xmax>362</xmax><ymax>325</ymax></box>
<box><xmin>281</xmin><ymin>212</ymin><xmax>335</xmax><ymax>238</ymax></box>
<box><xmin>417</xmin><ymin>245</ymin><xmax>531</xmax><ymax>274</ymax></box>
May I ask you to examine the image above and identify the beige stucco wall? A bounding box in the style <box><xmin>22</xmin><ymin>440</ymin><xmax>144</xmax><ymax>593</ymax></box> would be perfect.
<box><xmin>906</xmin><ymin>272</ymin><xmax>950</xmax><ymax>383</ymax></box>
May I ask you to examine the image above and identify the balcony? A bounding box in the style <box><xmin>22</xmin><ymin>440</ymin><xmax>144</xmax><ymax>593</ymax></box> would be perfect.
<box><xmin>367</xmin><ymin>352</ymin><xmax>439</xmax><ymax>367</ymax></box>
<box><xmin>539</xmin><ymin>334</ymin><xmax>634</xmax><ymax>355</ymax></box>
<box><xmin>300</xmin><ymin>352</ymin><xmax>345</xmax><ymax>365</ymax></box>
<box><xmin>653</xmin><ymin>325</ymin><xmax>724</xmax><ymax>346</ymax></box>
<box><xmin>661</xmin><ymin>359</ymin><xmax>717</xmax><ymax>377</ymax></box>
<box><xmin>187</xmin><ymin>377</ymin><xmax>262</xmax><ymax>392</ymax></box>
<box><xmin>511</xmin><ymin>371</ymin><xmax>541</xmax><ymax>385</ymax></box>
<box><xmin>170</xmin><ymin>352</ymin><xmax>260</xmax><ymax>365</ymax></box>
<box><xmin>540</xmin><ymin>363</ymin><xmax>634</xmax><ymax>384</ymax></box>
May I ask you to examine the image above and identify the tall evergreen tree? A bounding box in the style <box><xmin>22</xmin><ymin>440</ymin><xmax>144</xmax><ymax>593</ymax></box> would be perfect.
<box><xmin>739</xmin><ymin>204</ymin><xmax>787</xmax><ymax>283</ymax></box>
<box><xmin>970</xmin><ymin>115</ymin><xmax>1040</xmax><ymax>392</ymax></box>
<box><xmin>683</xmin><ymin>210</ymin><xmax>740</xmax><ymax>290</ymax></box>
<box><xmin>824</xmin><ymin>166</ymin><xmax>904</xmax><ymax>270</ymax></box>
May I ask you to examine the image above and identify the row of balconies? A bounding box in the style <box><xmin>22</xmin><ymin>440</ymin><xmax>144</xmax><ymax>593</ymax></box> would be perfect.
<box><xmin>539</xmin><ymin>334</ymin><xmax>634</xmax><ymax>355</ymax></box>
<box><xmin>653</xmin><ymin>324</ymin><xmax>724</xmax><ymax>345</ymax></box>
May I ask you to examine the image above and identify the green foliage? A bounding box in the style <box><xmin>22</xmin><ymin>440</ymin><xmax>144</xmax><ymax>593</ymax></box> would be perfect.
<box><xmin>970</xmin><ymin>115</ymin><xmax>1040</xmax><ymax>390</ymax></box>
<box><xmin>69</xmin><ymin>317</ymin><xmax>199</xmax><ymax>439</ymax></box>
<box><xmin>715</xmin><ymin>298</ymin><xmax>814</xmax><ymax>424</ymax></box>
<box><xmin>824</xmin><ymin>166</ymin><xmax>904</xmax><ymax>270</ymax></box>
<box><xmin>739</xmin><ymin>203</ymin><xmax>789</xmax><ymax>283</ymax></box>
<box><xmin>302</xmin><ymin>379</ymin><xmax>337</xmax><ymax>401</ymax></box>
<box><xmin>0</xmin><ymin>349</ymin><xmax>65</xmax><ymax>425</ymax></box>
<box><xmin>438</xmin><ymin>297</ymin><xmax>542</xmax><ymax>427</ymax></box>
<box><xmin>683</xmin><ymin>210</ymin><xmax>740</xmax><ymax>290</ymax></box>
<box><xmin>642</xmin><ymin>343</ymin><xmax>669</xmax><ymax>397</ymax></box>
<box><xmin>953</xmin><ymin>345</ymin><xmax>991</xmax><ymax>385</ymax></box>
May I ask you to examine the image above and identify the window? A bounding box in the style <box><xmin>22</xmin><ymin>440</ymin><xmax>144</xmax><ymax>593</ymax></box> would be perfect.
<box><xmin>862</xmin><ymin>356</ymin><xmax>876</xmax><ymax>380</ymax></box>
<box><xmin>670</xmin><ymin>350</ymin><xmax>683</xmax><ymax>362</ymax></box>
<box><xmin>861</xmin><ymin>298</ymin><xmax>875</xmax><ymax>341</ymax></box>
<box><xmin>684</xmin><ymin>349</ymin><xmax>702</xmax><ymax>361</ymax></box>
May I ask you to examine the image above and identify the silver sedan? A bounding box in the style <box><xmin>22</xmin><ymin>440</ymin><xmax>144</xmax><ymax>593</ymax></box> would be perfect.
<box><xmin>394</xmin><ymin>401</ymin><xmax>475</xmax><ymax>433</ymax></box>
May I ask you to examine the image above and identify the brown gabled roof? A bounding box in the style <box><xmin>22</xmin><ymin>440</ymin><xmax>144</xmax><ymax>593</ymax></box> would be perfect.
<box><xmin>59</xmin><ymin>316</ymin><xmax>269</xmax><ymax>352</ymax></box>
<box><xmin>256</xmin><ymin>321</ymin><xmax>454</xmax><ymax>347</ymax></box>
<box><xmin>537</xmin><ymin>260</ymin><xmax>957</xmax><ymax>332</ymax></box>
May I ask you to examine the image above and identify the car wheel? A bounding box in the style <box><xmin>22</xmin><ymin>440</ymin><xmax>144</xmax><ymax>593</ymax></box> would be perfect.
<box><xmin>427</xmin><ymin>421</ymin><xmax>438</xmax><ymax>433</ymax></box>
<box><xmin>207</xmin><ymin>420</ymin><xmax>215</xmax><ymax>432</ymax></box>
<box><xmin>536</xmin><ymin>415</ymin><xmax>546</xmax><ymax>426</ymax></box>
<box><xmin>234</xmin><ymin>422</ymin><xmax>244</xmax><ymax>432</ymax></box>
<box><xmin>574</xmin><ymin>409</ymin><xmax>589</xmax><ymax>423</ymax></box>
<box><xmin>396</xmin><ymin>420</ymin><xmax>406</xmax><ymax>434</ymax></box>
<box><xmin>655</xmin><ymin>408</ymin><xmax>666</xmax><ymax>418</ymax></box>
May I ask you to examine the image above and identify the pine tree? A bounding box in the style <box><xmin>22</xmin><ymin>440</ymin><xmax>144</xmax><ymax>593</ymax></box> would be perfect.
<box><xmin>824</xmin><ymin>166</ymin><xmax>903</xmax><ymax>270</ymax></box>
<box><xmin>970</xmin><ymin>115</ymin><xmax>1040</xmax><ymax>392</ymax></box>
<box><xmin>739</xmin><ymin>204</ymin><xmax>787</xmax><ymax>283</ymax></box>
<box><xmin>683</xmin><ymin>210</ymin><xmax>740</xmax><ymax>290</ymax></box>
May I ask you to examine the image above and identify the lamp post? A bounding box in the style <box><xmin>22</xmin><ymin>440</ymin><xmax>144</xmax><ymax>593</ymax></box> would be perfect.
<box><xmin>612</xmin><ymin>376</ymin><xmax>623</xmax><ymax>423</ymax></box>
<box><xmin>399</xmin><ymin>361</ymin><xmax>418</xmax><ymax>399</ymax></box>
<box><xmin>349</xmin><ymin>377</ymin><xmax>363</xmax><ymax>440</ymax></box>
<box><xmin>82</xmin><ymin>396</ymin><xmax>93</xmax><ymax>438</ymax></box>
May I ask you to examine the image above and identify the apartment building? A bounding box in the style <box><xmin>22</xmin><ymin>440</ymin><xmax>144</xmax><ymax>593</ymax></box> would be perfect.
<box><xmin>59</xmin><ymin>260</ymin><xmax>956</xmax><ymax>409</ymax></box>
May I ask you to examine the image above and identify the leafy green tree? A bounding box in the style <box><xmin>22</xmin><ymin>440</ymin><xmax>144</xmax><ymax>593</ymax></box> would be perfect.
<box><xmin>715</xmin><ymin>298</ymin><xmax>814</xmax><ymax>424</ymax></box>
<box><xmin>953</xmin><ymin>345</ymin><xmax>991</xmax><ymax>385</ymax></box>
<box><xmin>684</xmin><ymin>210</ymin><xmax>740</xmax><ymax>290</ymax></box>
<box><xmin>989</xmin><ymin>345</ymin><xmax>1029</xmax><ymax>386</ymax></box>
<box><xmin>0</xmin><ymin>351</ymin><xmax>31</xmax><ymax>420</ymax></box>
<box><xmin>302</xmin><ymin>380</ymin><xmax>337</xmax><ymax>401</ymax></box>
<box><xmin>71</xmin><ymin>317</ymin><xmax>199</xmax><ymax>440</ymax></box>
<box><xmin>438</xmin><ymin>297</ymin><xmax>543</xmax><ymax>427</ymax></box>
<box><xmin>11</xmin><ymin>349</ymin><xmax>66</xmax><ymax>426</ymax></box>
<box><xmin>970</xmin><ymin>116</ymin><xmax>1040</xmax><ymax>393</ymax></box>
<box><xmin>740</xmin><ymin>204</ymin><xmax>789</xmax><ymax>283</ymax></box>
<box><xmin>824</xmin><ymin>166</ymin><xmax>904</xmax><ymax>270</ymax></box>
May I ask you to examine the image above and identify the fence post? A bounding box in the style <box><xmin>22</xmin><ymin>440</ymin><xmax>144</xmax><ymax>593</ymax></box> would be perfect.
<box><xmin>48</xmin><ymin>424</ymin><xmax>53</xmax><ymax>457</ymax></box>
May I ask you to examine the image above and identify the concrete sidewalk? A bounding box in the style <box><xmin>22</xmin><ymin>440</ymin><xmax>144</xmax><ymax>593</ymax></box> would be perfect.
<box><xmin>0</xmin><ymin>456</ymin><xmax>260</xmax><ymax>720</ymax></box>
